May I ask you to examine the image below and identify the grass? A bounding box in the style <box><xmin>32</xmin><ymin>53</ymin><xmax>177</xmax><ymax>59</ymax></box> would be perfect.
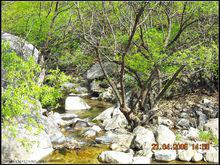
<box><xmin>199</xmin><ymin>130</ymin><xmax>218</xmax><ymax>145</ymax></box>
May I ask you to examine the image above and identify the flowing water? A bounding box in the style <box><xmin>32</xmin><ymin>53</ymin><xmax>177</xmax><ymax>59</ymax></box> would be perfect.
<box><xmin>40</xmin><ymin>98</ymin><xmax>212</xmax><ymax>164</ymax></box>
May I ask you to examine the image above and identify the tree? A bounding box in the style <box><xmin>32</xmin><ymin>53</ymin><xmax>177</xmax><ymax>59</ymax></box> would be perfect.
<box><xmin>73</xmin><ymin>1</ymin><xmax>218</xmax><ymax>129</ymax></box>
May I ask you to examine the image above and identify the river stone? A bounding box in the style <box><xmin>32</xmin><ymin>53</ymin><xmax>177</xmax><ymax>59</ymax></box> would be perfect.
<box><xmin>90</xmin><ymin>125</ymin><xmax>102</xmax><ymax>133</ymax></box>
<box><xmin>203</xmin><ymin>118</ymin><xmax>218</xmax><ymax>139</ymax></box>
<box><xmin>154</xmin><ymin>150</ymin><xmax>176</xmax><ymax>162</ymax></box>
<box><xmin>98</xmin><ymin>151</ymin><xmax>133</xmax><ymax>164</ymax></box>
<box><xmin>65</xmin><ymin>96</ymin><xmax>91</xmax><ymax>111</ymax></box>
<box><xmin>178</xmin><ymin>146</ymin><xmax>195</xmax><ymax>161</ymax></box>
<box><xmin>205</xmin><ymin>147</ymin><xmax>219</xmax><ymax>163</ymax></box>
<box><xmin>132</xmin><ymin>126</ymin><xmax>155</xmax><ymax>150</ymax></box>
<box><xmin>156</xmin><ymin>125</ymin><xmax>176</xmax><ymax>146</ymax></box>
<box><xmin>83</xmin><ymin>129</ymin><xmax>97</xmax><ymax>138</ymax></box>
<box><xmin>2</xmin><ymin>32</ymin><xmax>39</xmax><ymax>63</ymax></box>
<box><xmin>132</xmin><ymin>156</ymin><xmax>151</xmax><ymax>164</ymax></box>
<box><xmin>192</xmin><ymin>152</ymin><xmax>203</xmax><ymax>162</ymax></box>
<box><xmin>110</xmin><ymin>143</ymin><xmax>128</xmax><ymax>152</ymax></box>
<box><xmin>93</xmin><ymin>106</ymin><xmax>128</xmax><ymax>130</ymax></box>
<box><xmin>2</xmin><ymin>123</ymin><xmax>53</xmax><ymax>163</ymax></box>
<box><xmin>61</xmin><ymin>82</ymin><xmax>75</xmax><ymax>90</ymax></box>
<box><xmin>90</xmin><ymin>80</ymin><xmax>102</xmax><ymax>93</ymax></box>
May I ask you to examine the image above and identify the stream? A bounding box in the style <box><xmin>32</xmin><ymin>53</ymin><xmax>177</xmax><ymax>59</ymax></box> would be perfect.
<box><xmin>39</xmin><ymin>98</ymin><xmax>212</xmax><ymax>164</ymax></box>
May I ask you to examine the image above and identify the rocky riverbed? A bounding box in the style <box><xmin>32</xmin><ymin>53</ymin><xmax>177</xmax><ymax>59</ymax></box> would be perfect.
<box><xmin>39</xmin><ymin>91</ymin><xmax>219</xmax><ymax>164</ymax></box>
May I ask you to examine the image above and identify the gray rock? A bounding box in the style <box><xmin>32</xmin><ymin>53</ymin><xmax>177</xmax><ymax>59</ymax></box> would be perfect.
<box><xmin>156</xmin><ymin>125</ymin><xmax>176</xmax><ymax>146</ymax></box>
<box><xmin>196</xmin><ymin>111</ymin><xmax>208</xmax><ymax>128</ymax></box>
<box><xmin>90</xmin><ymin>80</ymin><xmax>102</xmax><ymax>93</ymax></box>
<box><xmin>132</xmin><ymin>126</ymin><xmax>155</xmax><ymax>150</ymax></box>
<box><xmin>98</xmin><ymin>151</ymin><xmax>133</xmax><ymax>164</ymax></box>
<box><xmin>154</xmin><ymin>150</ymin><xmax>176</xmax><ymax>162</ymax></box>
<box><xmin>61</xmin><ymin>82</ymin><xmax>75</xmax><ymax>90</ymax></box>
<box><xmin>75</xmin><ymin>86</ymin><xmax>88</xmax><ymax>94</ymax></box>
<box><xmin>99</xmin><ymin>87</ymin><xmax>115</xmax><ymax>102</ymax></box>
<box><xmin>86</xmin><ymin>62</ymin><xmax>116</xmax><ymax>80</ymax></box>
<box><xmin>176</xmin><ymin>118</ymin><xmax>190</xmax><ymax>129</ymax></box>
<box><xmin>93</xmin><ymin>106</ymin><xmax>128</xmax><ymax>130</ymax></box>
<box><xmin>2</xmin><ymin>32</ymin><xmax>39</xmax><ymax>63</ymax></box>
<box><xmin>2</xmin><ymin>123</ymin><xmax>53</xmax><ymax>163</ymax></box>
<box><xmin>65</xmin><ymin>96</ymin><xmax>91</xmax><ymax>111</ymax></box>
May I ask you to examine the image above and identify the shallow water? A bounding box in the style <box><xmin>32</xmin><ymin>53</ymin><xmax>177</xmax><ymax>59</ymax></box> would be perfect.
<box><xmin>41</xmin><ymin>98</ymin><xmax>213</xmax><ymax>164</ymax></box>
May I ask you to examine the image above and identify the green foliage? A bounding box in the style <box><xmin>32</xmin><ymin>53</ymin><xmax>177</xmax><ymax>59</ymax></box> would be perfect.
<box><xmin>199</xmin><ymin>130</ymin><xmax>218</xmax><ymax>145</ymax></box>
<box><xmin>175</xmin><ymin>133</ymin><xmax>182</xmax><ymax>141</ymax></box>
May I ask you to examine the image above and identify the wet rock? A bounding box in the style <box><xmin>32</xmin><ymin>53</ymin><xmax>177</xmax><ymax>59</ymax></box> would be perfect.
<box><xmin>178</xmin><ymin>146</ymin><xmax>195</xmax><ymax>161</ymax></box>
<box><xmin>65</xmin><ymin>96</ymin><xmax>91</xmax><ymax>111</ymax></box>
<box><xmin>132</xmin><ymin>156</ymin><xmax>151</xmax><ymax>164</ymax></box>
<box><xmin>74</xmin><ymin>120</ymin><xmax>90</xmax><ymax>130</ymax></box>
<box><xmin>154</xmin><ymin>150</ymin><xmax>176</xmax><ymax>162</ymax></box>
<box><xmin>131</xmin><ymin>126</ymin><xmax>155</xmax><ymax>150</ymax></box>
<box><xmin>60</xmin><ymin>113</ymin><xmax>78</xmax><ymax>120</ymax></box>
<box><xmin>98</xmin><ymin>151</ymin><xmax>133</xmax><ymax>164</ymax></box>
<box><xmin>205</xmin><ymin>147</ymin><xmax>219</xmax><ymax>163</ymax></box>
<box><xmin>203</xmin><ymin>118</ymin><xmax>218</xmax><ymax>139</ymax></box>
<box><xmin>156</xmin><ymin>125</ymin><xmax>176</xmax><ymax>146</ymax></box>
<box><xmin>179</xmin><ymin>112</ymin><xmax>188</xmax><ymax>118</ymax></box>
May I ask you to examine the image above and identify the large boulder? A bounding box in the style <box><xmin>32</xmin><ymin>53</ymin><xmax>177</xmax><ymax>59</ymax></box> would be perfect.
<box><xmin>65</xmin><ymin>96</ymin><xmax>91</xmax><ymax>111</ymax></box>
<box><xmin>131</xmin><ymin>126</ymin><xmax>155</xmax><ymax>150</ymax></box>
<box><xmin>1</xmin><ymin>123</ymin><xmax>53</xmax><ymax>163</ymax></box>
<box><xmin>93</xmin><ymin>106</ymin><xmax>128</xmax><ymax>130</ymax></box>
<box><xmin>2</xmin><ymin>32</ymin><xmax>39</xmax><ymax>63</ymax></box>
<box><xmin>156</xmin><ymin>125</ymin><xmax>176</xmax><ymax>146</ymax></box>
<box><xmin>98</xmin><ymin>151</ymin><xmax>133</xmax><ymax>164</ymax></box>
<box><xmin>86</xmin><ymin>62</ymin><xmax>116</xmax><ymax>80</ymax></box>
